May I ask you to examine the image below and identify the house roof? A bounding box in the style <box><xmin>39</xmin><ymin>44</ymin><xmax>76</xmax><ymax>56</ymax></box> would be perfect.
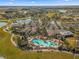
<box><xmin>58</xmin><ymin>30</ymin><xmax>73</xmax><ymax>35</ymax></box>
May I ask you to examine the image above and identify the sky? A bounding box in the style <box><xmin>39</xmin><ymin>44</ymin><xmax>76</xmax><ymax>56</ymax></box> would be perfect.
<box><xmin>0</xmin><ymin>0</ymin><xmax>79</xmax><ymax>6</ymax></box>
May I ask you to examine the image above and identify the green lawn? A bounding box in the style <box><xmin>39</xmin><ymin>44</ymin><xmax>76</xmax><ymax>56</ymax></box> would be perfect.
<box><xmin>0</xmin><ymin>29</ymin><xmax>79</xmax><ymax>59</ymax></box>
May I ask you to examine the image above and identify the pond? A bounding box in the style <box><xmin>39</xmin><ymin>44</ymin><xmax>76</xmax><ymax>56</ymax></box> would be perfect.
<box><xmin>0</xmin><ymin>22</ymin><xmax>7</xmax><ymax>27</ymax></box>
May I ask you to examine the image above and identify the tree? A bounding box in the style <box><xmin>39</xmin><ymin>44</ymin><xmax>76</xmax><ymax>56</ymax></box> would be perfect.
<box><xmin>69</xmin><ymin>27</ymin><xmax>75</xmax><ymax>33</ymax></box>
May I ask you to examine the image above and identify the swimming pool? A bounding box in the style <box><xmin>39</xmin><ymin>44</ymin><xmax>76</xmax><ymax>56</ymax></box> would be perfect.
<box><xmin>31</xmin><ymin>38</ymin><xmax>58</xmax><ymax>47</ymax></box>
<box><xmin>0</xmin><ymin>22</ymin><xmax>7</xmax><ymax>27</ymax></box>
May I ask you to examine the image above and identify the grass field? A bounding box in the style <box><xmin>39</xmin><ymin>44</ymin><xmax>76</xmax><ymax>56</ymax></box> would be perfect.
<box><xmin>0</xmin><ymin>28</ymin><xmax>79</xmax><ymax>59</ymax></box>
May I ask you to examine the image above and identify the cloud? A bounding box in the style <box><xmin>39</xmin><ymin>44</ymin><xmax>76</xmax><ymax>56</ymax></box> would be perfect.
<box><xmin>31</xmin><ymin>1</ymin><xmax>35</xmax><ymax>3</ymax></box>
<box><xmin>64</xmin><ymin>0</ymin><xmax>70</xmax><ymax>2</ymax></box>
<box><xmin>9</xmin><ymin>2</ymin><xmax>14</xmax><ymax>5</ymax></box>
<box><xmin>10</xmin><ymin>0</ymin><xmax>15</xmax><ymax>1</ymax></box>
<box><xmin>8</xmin><ymin>0</ymin><xmax>15</xmax><ymax>5</ymax></box>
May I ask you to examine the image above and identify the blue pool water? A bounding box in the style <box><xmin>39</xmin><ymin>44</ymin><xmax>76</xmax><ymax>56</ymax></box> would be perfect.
<box><xmin>32</xmin><ymin>38</ymin><xmax>58</xmax><ymax>47</ymax></box>
<box><xmin>0</xmin><ymin>22</ymin><xmax>7</xmax><ymax>27</ymax></box>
